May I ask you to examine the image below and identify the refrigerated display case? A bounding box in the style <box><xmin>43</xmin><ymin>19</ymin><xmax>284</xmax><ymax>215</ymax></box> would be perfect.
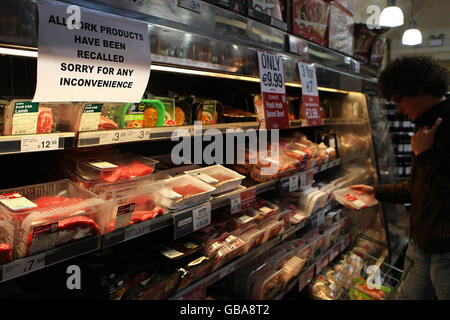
<box><xmin>0</xmin><ymin>0</ymin><xmax>400</xmax><ymax>300</ymax></box>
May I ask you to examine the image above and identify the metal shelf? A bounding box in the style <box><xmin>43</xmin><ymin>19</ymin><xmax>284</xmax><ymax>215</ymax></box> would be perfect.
<box><xmin>0</xmin><ymin>132</ymin><xmax>75</xmax><ymax>155</ymax></box>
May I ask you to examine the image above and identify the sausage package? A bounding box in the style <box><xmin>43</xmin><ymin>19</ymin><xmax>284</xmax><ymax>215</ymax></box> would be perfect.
<box><xmin>0</xmin><ymin>180</ymin><xmax>111</xmax><ymax>259</ymax></box>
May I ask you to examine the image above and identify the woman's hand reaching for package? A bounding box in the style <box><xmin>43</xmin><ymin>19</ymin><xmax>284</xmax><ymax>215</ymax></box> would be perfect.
<box><xmin>350</xmin><ymin>184</ymin><xmax>375</xmax><ymax>195</ymax></box>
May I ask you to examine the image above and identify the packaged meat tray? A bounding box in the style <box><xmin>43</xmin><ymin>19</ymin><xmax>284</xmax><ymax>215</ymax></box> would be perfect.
<box><xmin>239</xmin><ymin>227</ymin><xmax>265</xmax><ymax>254</ymax></box>
<box><xmin>222</xmin><ymin>105</ymin><xmax>258</xmax><ymax>123</ymax></box>
<box><xmin>332</xmin><ymin>187</ymin><xmax>378</xmax><ymax>210</ymax></box>
<box><xmin>193</xmin><ymin>100</ymin><xmax>223</xmax><ymax>125</ymax></box>
<box><xmin>94</xmin><ymin>180</ymin><xmax>164</xmax><ymax>232</ymax></box>
<box><xmin>2</xmin><ymin>100</ymin><xmax>74</xmax><ymax>135</ymax></box>
<box><xmin>155</xmin><ymin>174</ymin><xmax>216</xmax><ymax>211</ymax></box>
<box><xmin>75</xmin><ymin>152</ymin><xmax>158</xmax><ymax>184</ymax></box>
<box><xmin>261</xmin><ymin>220</ymin><xmax>284</xmax><ymax>243</ymax></box>
<box><xmin>281</xmin><ymin>256</ymin><xmax>306</xmax><ymax>284</ymax></box>
<box><xmin>0</xmin><ymin>179</ymin><xmax>111</xmax><ymax>258</ymax></box>
<box><xmin>0</xmin><ymin>214</ymin><xmax>16</xmax><ymax>264</ymax></box>
<box><xmin>185</xmin><ymin>164</ymin><xmax>245</xmax><ymax>195</ymax></box>
<box><xmin>251</xmin><ymin>269</ymin><xmax>283</xmax><ymax>300</ymax></box>
<box><xmin>61</xmin><ymin>102</ymin><xmax>122</xmax><ymax>132</ymax></box>
<box><xmin>210</xmin><ymin>237</ymin><xmax>246</xmax><ymax>271</ymax></box>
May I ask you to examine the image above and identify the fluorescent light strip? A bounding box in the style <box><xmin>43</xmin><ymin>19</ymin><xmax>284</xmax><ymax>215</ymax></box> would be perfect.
<box><xmin>0</xmin><ymin>48</ymin><xmax>353</xmax><ymax>94</ymax></box>
<box><xmin>0</xmin><ymin>47</ymin><xmax>37</xmax><ymax>58</ymax></box>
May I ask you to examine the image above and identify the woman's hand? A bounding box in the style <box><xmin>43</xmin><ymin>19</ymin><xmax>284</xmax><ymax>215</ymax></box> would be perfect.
<box><xmin>350</xmin><ymin>184</ymin><xmax>375</xmax><ymax>195</ymax></box>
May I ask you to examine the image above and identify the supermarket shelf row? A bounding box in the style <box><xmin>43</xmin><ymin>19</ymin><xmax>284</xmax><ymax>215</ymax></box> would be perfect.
<box><xmin>0</xmin><ymin>159</ymin><xmax>343</xmax><ymax>283</ymax></box>
<box><xmin>0</xmin><ymin>118</ymin><xmax>367</xmax><ymax>155</ymax></box>
<box><xmin>171</xmin><ymin>201</ymin><xmax>340</xmax><ymax>300</ymax></box>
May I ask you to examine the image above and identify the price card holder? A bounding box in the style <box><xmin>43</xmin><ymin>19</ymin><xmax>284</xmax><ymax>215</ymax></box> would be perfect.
<box><xmin>21</xmin><ymin>135</ymin><xmax>60</xmax><ymax>152</ymax></box>
<box><xmin>219</xmin><ymin>263</ymin><xmax>236</xmax><ymax>280</ymax></box>
<box><xmin>173</xmin><ymin>209</ymin><xmax>194</xmax><ymax>240</ymax></box>
<box><xmin>192</xmin><ymin>203</ymin><xmax>211</xmax><ymax>231</ymax></box>
<box><xmin>298</xmin><ymin>263</ymin><xmax>315</xmax><ymax>292</ymax></box>
<box><xmin>320</xmin><ymin>162</ymin><xmax>329</xmax><ymax>172</ymax></box>
<box><xmin>124</xmin><ymin>219</ymin><xmax>152</xmax><ymax>241</ymax></box>
<box><xmin>230</xmin><ymin>194</ymin><xmax>242</xmax><ymax>214</ymax></box>
<box><xmin>99</xmin><ymin>129</ymin><xmax>151</xmax><ymax>145</ymax></box>
<box><xmin>299</xmin><ymin>173</ymin><xmax>307</xmax><ymax>188</ymax></box>
<box><xmin>298</xmin><ymin>62</ymin><xmax>322</xmax><ymax>126</ymax></box>
<box><xmin>317</xmin><ymin>210</ymin><xmax>325</xmax><ymax>227</ymax></box>
<box><xmin>178</xmin><ymin>0</ymin><xmax>201</xmax><ymax>13</ymax></box>
<box><xmin>279</xmin><ymin>177</ymin><xmax>290</xmax><ymax>194</ymax></box>
<box><xmin>289</xmin><ymin>174</ymin><xmax>299</xmax><ymax>192</ymax></box>
<box><xmin>1</xmin><ymin>253</ymin><xmax>46</xmax><ymax>281</ymax></box>
<box><xmin>310</xmin><ymin>213</ymin><xmax>318</xmax><ymax>230</ymax></box>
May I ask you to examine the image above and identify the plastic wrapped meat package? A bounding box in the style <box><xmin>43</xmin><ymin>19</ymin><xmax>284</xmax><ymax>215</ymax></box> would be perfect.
<box><xmin>250</xmin><ymin>198</ymin><xmax>279</xmax><ymax>221</ymax></box>
<box><xmin>0</xmin><ymin>213</ymin><xmax>16</xmax><ymax>264</ymax></box>
<box><xmin>75</xmin><ymin>152</ymin><xmax>158</xmax><ymax>185</ymax></box>
<box><xmin>281</xmin><ymin>255</ymin><xmax>306</xmax><ymax>284</ymax></box>
<box><xmin>332</xmin><ymin>187</ymin><xmax>378</xmax><ymax>210</ymax></box>
<box><xmin>0</xmin><ymin>180</ymin><xmax>111</xmax><ymax>259</ymax></box>
<box><xmin>312</xmin><ymin>234</ymin><xmax>327</xmax><ymax>259</ymax></box>
<box><xmin>185</xmin><ymin>165</ymin><xmax>245</xmax><ymax>195</ymax></box>
<box><xmin>251</xmin><ymin>269</ymin><xmax>283</xmax><ymax>300</ymax></box>
<box><xmin>292</xmin><ymin>0</ymin><xmax>330</xmax><ymax>46</ymax></box>
<box><xmin>93</xmin><ymin>180</ymin><xmax>165</xmax><ymax>232</ymax></box>
<box><xmin>328</xmin><ymin>3</ymin><xmax>354</xmax><ymax>56</ymax></box>
<box><xmin>258</xmin><ymin>216</ymin><xmax>284</xmax><ymax>243</ymax></box>
<box><xmin>2</xmin><ymin>100</ymin><xmax>76</xmax><ymax>135</ymax></box>
<box><xmin>155</xmin><ymin>174</ymin><xmax>216</xmax><ymax>211</ymax></box>
<box><xmin>310</xmin><ymin>275</ymin><xmax>343</xmax><ymax>300</ymax></box>
<box><xmin>210</xmin><ymin>235</ymin><xmax>246</xmax><ymax>271</ymax></box>
<box><xmin>238</xmin><ymin>227</ymin><xmax>265</xmax><ymax>254</ymax></box>
<box><xmin>231</xmin><ymin>211</ymin><xmax>259</xmax><ymax>230</ymax></box>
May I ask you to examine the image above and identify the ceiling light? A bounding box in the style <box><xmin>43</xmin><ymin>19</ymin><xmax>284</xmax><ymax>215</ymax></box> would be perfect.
<box><xmin>402</xmin><ymin>21</ymin><xmax>422</xmax><ymax>45</ymax></box>
<box><xmin>380</xmin><ymin>0</ymin><xmax>404</xmax><ymax>27</ymax></box>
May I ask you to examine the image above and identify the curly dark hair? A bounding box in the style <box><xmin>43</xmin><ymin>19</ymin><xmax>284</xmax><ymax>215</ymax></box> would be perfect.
<box><xmin>378</xmin><ymin>56</ymin><xmax>449</xmax><ymax>100</ymax></box>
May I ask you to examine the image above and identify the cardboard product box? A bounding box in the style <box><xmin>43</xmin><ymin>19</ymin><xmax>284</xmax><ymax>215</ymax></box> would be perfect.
<box><xmin>328</xmin><ymin>3</ymin><xmax>354</xmax><ymax>56</ymax></box>
<box><xmin>353</xmin><ymin>23</ymin><xmax>377</xmax><ymax>63</ymax></box>
<box><xmin>247</xmin><ymin>0</ymin><xmax>288</xmax><ymax>31</ymax></box>
<box><xmin>292</xmin><ymin>0</ymin><xmax>330</xmax><ymax>47</ymax></box>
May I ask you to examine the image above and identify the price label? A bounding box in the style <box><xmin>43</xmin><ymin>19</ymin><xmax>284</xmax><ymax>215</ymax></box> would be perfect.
<box><xmin>124</xmin><ymin>220</ymin><xmax>152</xmax><ymax>241</ymax></box>
<box><xmin>298</xmin><ymin>62</ymin><xmax>318</xmax><ymax>97</ymax></box>
<box><xmin>2</xmin><ymin>253</ymin><xmax>46</xmax><ymax>281</ymax></box>
<box><xmin>299</xmin><ymin>173</ymin><xmax>307</xmax><ymax>187</ymax></box>
<box><xmin>317</xmin><ymin>210</ymin><xmax>325</xmax><ymax>227</ymax></box>
<box><xmin>173</xmin><ymin>210</ymin><xmax>194</xmax><ymax>239</ymax></box>
<box><xmin>257</xmin><ymin>51</ymin><xmax>286</xmax><ymax>94</ymax></box>
<box><xmin>320</xmin><ymin>162</ymin><xmax>329</xmax><ymax>171</ymax></box>
<box><xmin>178</xmin><ymin>0</ymin><xmax>201</xmax><ymax>13</ymax></box>
<box><xmin>298</xmin><ymin>264</ymin><xmax>315</xmax><ymax>292</ymax></box>
<box><xmin>21</xmin><ymin>135</ymin><xmax>59</xmax><ymax>152</ymax></box>
<box><xmin>219</xmin><ymin>263</ymin><xmax>236</xmax><ymax>279</ymax></box>
<box><xmin>289</xmin><ymin>175</ymin><xmax>299</xmax><ymax>192</ymax></box>
<box><xmin>230</xmin><ymin>194</ymin><xmax>242</xmax><ymax>214</ymax></box>
<box><xmin>328</xmin><ymin>160</ymin><xmax>336</xmax><ymax>168</ymax></box>
<box><xmin>99</xmin><ymin>129</ymin><xmax>150</xmax><ymax>145</ymax></box>
<box><xmin>192</xmin><ymin>203</ymin><xmax>211</xmax><ymax>231</ymax></box>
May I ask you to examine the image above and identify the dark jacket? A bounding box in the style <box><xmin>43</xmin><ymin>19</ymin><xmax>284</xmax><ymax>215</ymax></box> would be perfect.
<box><xmin>374</xmin><ymin>98</ymin><xmax>450</xmax><ymax>254</ymax></box>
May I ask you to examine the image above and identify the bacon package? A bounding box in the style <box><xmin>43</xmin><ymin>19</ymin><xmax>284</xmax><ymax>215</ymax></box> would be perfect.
<box><xmin>0</xmin><ymin>180</ymin><xmax>111</xmax><ymax>259</ymax></box>
<box><xmin>332</xmin><ymin>187</ymin><xmax>378</xmax><ymax>210</ymax></box>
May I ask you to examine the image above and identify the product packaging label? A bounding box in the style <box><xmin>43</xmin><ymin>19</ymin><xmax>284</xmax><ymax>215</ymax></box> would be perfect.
<box><xmin>0</xmin><ymin>193</ymin><xmax>38</xmax><ymax>211</ymax></box>
<box><xmin>79</xmin><ymin>103</ymin><xmax>103</xmax><ymax>131</ymax></box>
<box><xmin>201</xmin><ymin>100</ymin><xmax>217</xmax><ymax>124</ymax></box>
<box><xmin>125</xmin><ymin>103</ymin><xmax>145</xmax><ymax>128</ymax></box>
<box><xmin>89</xmin><ymin>161</ymin><xmax>118</xmax><ymax>169</ymax></box>
<box><xmin>12</xmin><ymin>101</ymin><xmax>39</xmax><ymax>135</ymax></box>
<box><xmin>155</xmin><ymin>97</ymin><xmax>176</xmax><ymax>126</ymax></box>
<box><xmin>113</xmin><ymin>203</ymin><xmax>135</xmax><ymax>230</ymax></box>
<box><xmin>28</xmin><ymin>222</ymin><xmax>58</xmax><ymax>256</ymax></box>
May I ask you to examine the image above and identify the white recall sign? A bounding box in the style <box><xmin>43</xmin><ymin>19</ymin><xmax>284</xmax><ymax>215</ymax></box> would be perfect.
<box><xmin>33</xmin><ymin>0</ymin><xmax>151</xmax><ymax>103</ymax></box>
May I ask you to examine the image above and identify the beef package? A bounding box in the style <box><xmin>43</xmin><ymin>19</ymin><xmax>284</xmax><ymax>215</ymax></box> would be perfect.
<box><xmin>247</xmin><ymin>0</ymin><xmax>287</xmax><ymax>31</ymax></box>
<box><xmin>328</xmin><ymin>3</ymin><xmax>354</xmax><ymax>56</ymax></box>
<box><xmin>0</xmin><ymin>180</ymin><xmax>111</xmax><ymax>259</ymax></box>
<box><xmin>292</xmin><ymin>0</ymin><xmax>330</xmax><ymax>47</ymax></box>
<box><xmin>353</xmin><ymin>23</ymin><xmax>377</xmax><ymax>63</ymax></box>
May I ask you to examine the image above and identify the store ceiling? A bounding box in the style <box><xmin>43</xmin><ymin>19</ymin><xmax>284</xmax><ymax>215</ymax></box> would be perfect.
<box><xmin>354</xmin><ymin>0</ymin><xmax>450</xmax><ymax>63</ymax></box>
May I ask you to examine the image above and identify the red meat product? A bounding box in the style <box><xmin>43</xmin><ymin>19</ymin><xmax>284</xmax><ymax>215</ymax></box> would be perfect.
<box><xmin>18</xmin><ymin>196</ymin><xmax>101</xmax><ymax>257</ymax></box>
<box><xmin>172</xmin><ymin>185</ymin><xmax>206</xmax><ymax>198</ymax></box>
<box><xmin>130</xmin><ymin>207</ymin><xmax>164</xmax><ymax>224</ymax></box>
<box><xmin>0</xmin><ymin>243</ymin><xmax>12</xmax><ymax>264</ymax></box>
<box><xmin>99</xmin><ymin>162</ymin><xmax>154</xmax><ymax>183</ymax></box>
<box><xmin>0</xmin><ymin>218</ymin><xmax>13</xmax><ymax>264</ymax></box>
<box><xmin>209</xmin><ymin>173</ymin><xmax>233</xmax><ymax>183</ymax></box>
<box><xmin>98</xmin><ymin>116</ymin><xmax>118</xmax><ymax>130</ymax></box>
<box><xmin>37</xmin><ymin>107</ymin><xmax>53</xmax><ymax>133</ymax></box>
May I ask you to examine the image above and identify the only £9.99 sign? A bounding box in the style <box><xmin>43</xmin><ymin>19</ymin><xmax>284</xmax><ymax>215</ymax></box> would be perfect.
<box><xmin>297</xmin><ymin>62</ymin><xmax>322</xmax><ymax>126</ymax></box>
<box><xmin>257</xmin><ymin>51</ymin><xmax>289</xmax><ymax>130</ymax></box>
